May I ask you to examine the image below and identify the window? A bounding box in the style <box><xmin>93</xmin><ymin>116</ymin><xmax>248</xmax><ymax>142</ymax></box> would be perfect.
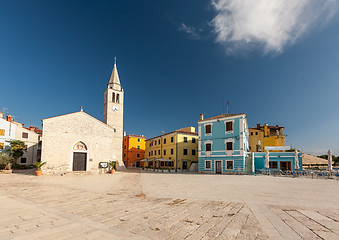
<box><xmin>124</xmin><ymin>145</ymin><xmax>127</xmax><ymax>149</ymax></box>
<box><xmin>158</xmin><ymin>150</ymin><xmax>160</xmax><ymax>155</ymax></box>
<box><xmin>250</xmin><ymin>132</ymin><xmax>253</xmax><ymax>136</ymax></box>
<box><xmin>164</xmin><ymin>138</ymin><xmax>166</xmax><ymax>144</ymax></box>
<box><xmin>171</xmin><ymin>148</ymin><xmax>174</xmax><ymax>155</ymax></box>
<box><xmin>205</xmin><ymin>125</ymin><xmax>212</xmax><ymax>134</ymax></box>
<box><xmin>124</xmin><ymin>153</ymin><xmax>126</xmax><ymax>157</ymax></box>
<box><xmin>150</xmin><ymin>143</ymin><xmax>152</xmax><ymax>147</ymax></box>
<box><xmin>192</xmin><ymin>149</ymin><xmax>196</xmax><ymax>155</ymax></box>
<box><xmin>205</xmin><ymin>160</ymin><xmax>212</xmax><ymax>169</ymax></box>
<box><xmin>20</xmin><ymin>158</ymin><xmax>27</xmax><ymax>164</ymax></box>
<box><xmin>22</xmin><ymin>132</ymin><xmax>28</xmax><ymax>138</ymax></box>
<box><xmin>149</xmin><ymin>152</ymin><xmax>150</xmax><ymax>156</ymax></box>
<box><xmin>183</xmin><ymin>149</ymin><xmax>188</xmax><ymax>155</ymax></box>
<box><xmin>0</xmin><ymin>129</ymin><xmax>5</xmax><ymax>136</ymax></box>
<box><xmin>269</xmin><ymin>161</ymin><xmax>278</xmax><ymax>169</ymax></box>
<box><xmin>137</xmin><ymin>138</ymin><xmax>140</xmax><ymax>142</ymax></box>
<box><xmin>205</xmin><ymin>143</ymin><xmax>212</xmax><ymax>152</ymax></box>
<box><xmin>0</xmin><ymin>143</ymin><xmax>4</xmax><ymax>149</ymax></box>
<box><xmin>249</xmin><ymin>146</ymin><xmax>251</xmax><ymax>150</ymax></box>
<box><xmin>255</xmin><ymin>132</ymin><xmax>258</xmax><ymax>135</ymax></box>
<box><xmin>124</xmin><ymin>138</ymin><xmax>127</xmax><ymax>142</ymax></box>
<box><xmin>184</xmin><ymin>137</ymin><xmax>188</xmax><ymax>143</ymax></box>
<box><xmin>158</xmin><ymin>139</ymin><xmax>160</xmax><ymax>145</ymax></box>
<box><xmin>116</xmin><ymin>94</ymin><xmax>120</xmax><ymax>103</ymax></box>
<box><xmin>226</xmin><ymin>121</ymin><xmax>233</xmax><ymax>132</ymax></box>
<box><xmin>155</xmin><ymin>141</ymin><xmax>157</xmax><ymax>146</ymax></box>
<box><xmin>226</xmin><ymin>142</ymin><xmax>233</xmax><ymax>151</ymax></box>
<box><xmin>192</xmin><ymin>138</ymin><xmax>196</xmax><ymax>143</ymax></box>
<box><xmin>226</xmin><ymin>160</ymin><xmax>234</xmax><ymax>170</ymax></box>
<box><xmin>151</xmin><ymin>151</ymin><xmax>153</xmax><ymax>156</ymax></box>
<box><xmin>137</xmin><ymin>145</ymin><xmax>140</xmax><ymax>150</ymax></box>
<box><xmin>171</xmin><ymin>137</ymin><xmax>174</xmax><ymax>143</ymax></box>
<box><xmin>112</xmin><ymin>92</ymin><xmax>115</xmax><ymax>103</ymax></box>
<box><xmin>164</xmin><ymin>150</ymin><xmax>166</xmax><ymax>155</ymax></box>
<box><xmin>137</xmin><ymin>153</ymin><xmax>140</xmax><ymax>158</ymax></box>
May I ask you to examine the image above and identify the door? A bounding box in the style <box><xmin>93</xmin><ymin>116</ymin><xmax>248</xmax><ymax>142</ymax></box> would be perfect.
<box><xmin>280</xmin><ymin>161</ymin><xmax>291</xmax><ymax>171</ymax></box>
<box><xmin>182</xmin><ymin>161</ymin><xmax>188</xmax><ymax>170</ymax></box>
<box><xmin>215</xmin><ymin>161</ymin><xmax>222</xmax><ymax>174</ymax></box>
<box><xmin>73</xmin><ymin>152</ymin><xmax>87</xmax><ymax>171</ymax></box>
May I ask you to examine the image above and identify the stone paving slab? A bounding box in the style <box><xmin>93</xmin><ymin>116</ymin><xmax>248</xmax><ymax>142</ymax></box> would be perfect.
<box><xmin>1</xmin><ymin>171</ymin><xmax>339</xmax><ymax>239</ymax></box>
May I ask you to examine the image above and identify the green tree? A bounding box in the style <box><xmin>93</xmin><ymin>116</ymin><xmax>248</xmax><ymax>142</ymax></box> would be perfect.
<box><xmin>0</xmin><ymin>152</ymin><xmax>13</xmax><ymax>170</ymax></box>
<box><xmin>6</xmin><ymin>140</ymin><xmax>26</xmax><ymax>170</ymax></box>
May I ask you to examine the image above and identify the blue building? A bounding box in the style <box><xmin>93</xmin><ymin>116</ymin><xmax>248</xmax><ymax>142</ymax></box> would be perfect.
<box><xmin>198</xmin><ymin>113</ymin><xmax>249</xmax><ymax>174</ymax></box>
<box><xmin>253</xmin><ymin>151</ymin><xmax>302</xmax><ymax>173</ymax></box>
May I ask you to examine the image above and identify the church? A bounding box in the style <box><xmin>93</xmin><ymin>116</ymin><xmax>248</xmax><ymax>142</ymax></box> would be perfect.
<box><xmin>41</xmin><ymin>61</ymin><xmax>125</xmax><ymax>173</ymax></box>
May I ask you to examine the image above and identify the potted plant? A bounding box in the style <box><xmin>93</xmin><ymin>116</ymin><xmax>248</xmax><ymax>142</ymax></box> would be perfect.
<box><xmin>33</xmin><ymin>161</ymin><xmax>46</xmax><ymax>176</ymax></box>
<box><xmin>109</xmin><ymin>161</ymin><xmax>116</xmax><ymax>174</ymax></box>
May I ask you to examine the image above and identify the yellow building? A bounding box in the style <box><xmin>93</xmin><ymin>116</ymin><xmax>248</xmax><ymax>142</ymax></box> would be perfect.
<box><xmin>123</xmin><ymin>135</ymin><xmax>146</xmax><ymax>168</ymax></box>
<box><xmin>144</xmin><ymin>127</ymin><xmax>198</xmax><ymax>171</ymax></box>
<box><xmin>249</xmin><ymin>124</ymin><xmax>285</xmax><ymax>152</ymax></box>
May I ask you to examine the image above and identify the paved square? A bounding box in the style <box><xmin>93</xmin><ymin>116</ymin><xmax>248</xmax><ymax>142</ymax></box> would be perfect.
<box><xmin>1</xmin><ymin>170</ymin><xmax>339</xmax><ymax>239</ymax></box>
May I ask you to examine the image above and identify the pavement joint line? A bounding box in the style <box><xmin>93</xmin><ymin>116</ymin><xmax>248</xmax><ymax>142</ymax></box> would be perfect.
<box><xmin>248</xmin><ymin>203</ymin><xmax>284</xmax><ymax>240</ymax></box>
<box><xmin>0</xmin><ymin>190</ymin><xmax>148</xmax><ymax>240</ymax></box>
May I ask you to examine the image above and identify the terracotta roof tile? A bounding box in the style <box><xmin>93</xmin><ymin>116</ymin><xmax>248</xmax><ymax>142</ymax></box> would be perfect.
<box><xmin>198</xmin><ymin>113</ymin><xmax>245</xmax><ymax>122</ymax></box>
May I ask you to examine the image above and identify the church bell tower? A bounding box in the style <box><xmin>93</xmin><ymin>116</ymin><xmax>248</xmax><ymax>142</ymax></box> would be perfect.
<box><xmin>104</xmin><ymin>58</ymin><xmax>124</xmax><ymax>161</ymax></box>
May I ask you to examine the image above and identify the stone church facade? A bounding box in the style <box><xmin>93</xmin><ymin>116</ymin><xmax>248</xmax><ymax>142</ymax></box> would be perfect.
<box><xmin>41</xmin><ymin>61</ymin><xmax>125</xmax><ymax>173</ymax></box>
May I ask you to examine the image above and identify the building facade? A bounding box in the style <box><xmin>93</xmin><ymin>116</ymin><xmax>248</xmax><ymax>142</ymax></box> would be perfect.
<box><xmin>198</xmin><ymin>113</ymin><xmax>249</xmax><ymax>174</ymax></box>
<box><xmin>249</xmin><ymin>124</ymin><xmax>285</xmax><ymax>152</ymax></box>
<box><xmin>123</xmin><ymin>135</ymin><xmax>146</xmax><ymax>167</ymax></box>
<box><xmin>0</xmin><ymin>114</ymin><xmax>17</xmax><ymax>153</ymax></box>
<box><xmin>0</xmin><ymin>113</ymin><xmax>41</xmax><ymax>165</ymax></box>
<box><xmin>41</xmin><ymin>61</ymin><xmax>125</xmax><ymax>173</ymax></box>
<box><xmin>144</xmin><ymin>127</ymin><xmax>198</xmax><ymax>171</ymax></box>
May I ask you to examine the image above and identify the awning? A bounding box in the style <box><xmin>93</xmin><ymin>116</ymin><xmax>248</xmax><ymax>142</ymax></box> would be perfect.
<box><xmin>154</xmin><ymin>158</ymin><xmax>173</xmax><ymax>162</ymax></box>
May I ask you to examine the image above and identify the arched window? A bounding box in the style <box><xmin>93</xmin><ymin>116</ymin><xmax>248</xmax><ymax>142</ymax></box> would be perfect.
<box><xmin>112</xmin><ymin>93</ymin><xmax>115</xmax><ymax>103</ymax></box>
<box><xmin>116</xmin><ymin>94</ymin><xmax>120</xmax><ymax>103</ymax></box>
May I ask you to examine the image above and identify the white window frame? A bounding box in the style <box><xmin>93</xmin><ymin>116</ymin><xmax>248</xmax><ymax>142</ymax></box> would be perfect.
<box><xmin>226</xmin><ymin>160</ymin><xmax>234</xmax><ymax>170</ymax></box>
<box><xmin>225</xmin><ymin>139</ymin><xmax>235</xmax><ymax>154</ymax></box>
<box><xmin>205</xmin><ymin>160</ymin><xmax>212</xmax><ymax>170</ymax></box>
<box><xmin>205</xmin><ymin>123</ymin><xmax>213</xmax><ymax>136</ymax></box>
<box><xmin>224</xmin><ymin>120</ymin><xmax>234</xmax><ymax>134</ymax></box>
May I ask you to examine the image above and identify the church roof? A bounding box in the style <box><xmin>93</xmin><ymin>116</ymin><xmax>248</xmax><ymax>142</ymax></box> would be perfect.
<box><xmin>108</xmin><ymin>62</ymin><xmax>121</xmax><ymax>91</ymax></box>
<box><xmin>42</xmin><ymin>111</ymin><xmax>116</xmax><ymax>132</ymax></box>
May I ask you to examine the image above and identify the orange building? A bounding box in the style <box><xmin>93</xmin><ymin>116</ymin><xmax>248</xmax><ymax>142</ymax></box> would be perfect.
<box><xmin>123</xmin><ymin>135</ymin><xmax>146</xmax><ymax>167</ymax></box>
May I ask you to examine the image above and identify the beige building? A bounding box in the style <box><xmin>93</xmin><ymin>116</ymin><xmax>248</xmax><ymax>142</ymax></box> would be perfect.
<box><xmin>15</xmin><ymin>123</ymin><xmax>41</xmax><ymax>165</ymax></box>
<box><xmin>41</xmin><ymin>61</ymin><xmax>125</xmax><ymax>173</ymax></box>
<box><xmin>144</xmin><ymin>127</ymin><xmax>198</xmax><ymax>171</ymax></box>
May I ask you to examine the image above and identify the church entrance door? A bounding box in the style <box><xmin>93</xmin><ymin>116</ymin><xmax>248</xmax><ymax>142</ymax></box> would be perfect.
<box><xmin>73</xmin><ymin>152</ymin><xmax>87</xmax><ymax>171</ymax></box>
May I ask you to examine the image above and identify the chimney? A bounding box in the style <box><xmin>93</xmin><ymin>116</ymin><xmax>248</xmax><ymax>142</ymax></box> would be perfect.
<box><xmin>257</xmin><ymin>124</ymin><xmax>260</xmax><ymax>129</ymax></box>
<box><xmin>7</xmin><ymin>115</ymin><xmax>12</xmax><ymax>122</ymax></box>
<box><xmin>29</xmin><ymin>126</ymin><xmax>35</xmax><ymax>131</ymax></box>
<box><xmin>200</xmin><ymin>114</ymin><xmax>204</xmax><ymax>121</ymax></box>
<box><xmin>123</xmin><ymin>131</ymin><xmax>126</xmax><ymax>137</ymax></box>
<box><xmin>0</xmin><ymin>112</ymin><xmax>3</xmax><ymax>119</ymax></box>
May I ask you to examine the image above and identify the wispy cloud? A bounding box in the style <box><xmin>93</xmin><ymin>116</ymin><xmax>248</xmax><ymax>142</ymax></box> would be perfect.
<box><xmin>211</xmin><ymin>0</ymin><xmax>338</xmax><ymax>55</ymax></box>
<box><xmin>179</xmin><ymin>23</ymin><xmax>201</xmax><ymax>39</ymax></box>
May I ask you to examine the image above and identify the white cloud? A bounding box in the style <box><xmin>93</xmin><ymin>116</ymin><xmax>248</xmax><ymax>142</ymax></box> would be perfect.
<box><xmin>179</xmin><ymin>23</ymin><xmax>201</xmax><ymax>39</ymax></box>
<box><xmin>211</xmin><ymin>0</ymin><xmax>338</xmax><ymax>55</ymax></box>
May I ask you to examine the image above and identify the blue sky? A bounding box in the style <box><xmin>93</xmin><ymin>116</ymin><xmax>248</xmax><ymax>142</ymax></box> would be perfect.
<box><xmin>0</xmin><ymin>0</ymin><xmax>338</xmax><ymax>155</ymax></box>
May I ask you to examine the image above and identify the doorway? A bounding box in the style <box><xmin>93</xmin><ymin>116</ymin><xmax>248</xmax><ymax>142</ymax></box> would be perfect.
<box><xmin>280</xmin><ymin>161</ymin><xmax>291</xmax><ymax>171</ymax></box>
<box><xmin>182</xmin><ymin>161</ymin><xmax>188</xmax><ymax>170</ymax></box>
<box><xmin>215</xmin><ymin>160</ymin><xmax>222</xmax><ymax>174</ymax></box>
<box><xmin>73</xmin><ymin>152</ymin><xmax>87</xmax><ymax>171</ymax></box>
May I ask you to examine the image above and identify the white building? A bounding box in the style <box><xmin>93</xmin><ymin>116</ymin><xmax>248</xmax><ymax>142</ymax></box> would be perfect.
<box><xmin>41</xmin><ymin>61</ymin><xmax>125</xmax><ymax>173</ymax></box>
<box><xmin>0</xmin><ymin>113</ymin><xmax>41</xmax><ymax>165</ymax></box>
<box><xmin>0</xmin><ymin>114</ymin><xmax>17</xmax><ymax>152</ymax></box>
